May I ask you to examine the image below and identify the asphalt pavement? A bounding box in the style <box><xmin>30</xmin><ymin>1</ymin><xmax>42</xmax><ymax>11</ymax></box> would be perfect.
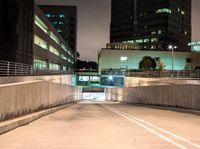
<box><xmin>0</xmin><ymin>103</ymin><xmax>200</xmax><ymax>149</ymax></box>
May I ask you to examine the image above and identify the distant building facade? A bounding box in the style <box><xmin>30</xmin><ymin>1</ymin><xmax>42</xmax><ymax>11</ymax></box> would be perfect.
<box><xmin>106</xmin><ymin>42</ymin><xmax>141</xmax><ymax>50</ymax></box>
<box><xmin>110</xmin><ymin>0</ymin><xmax>191</xmax><ymax>52</ymax></box>
<box><xmin>98</xmin><ymin>48</ymin><xmax>200</xmax><ymax>73</ymax></box>
<box><xmin>0</xmin><ymin>0</ymin><xmax>75</xmax><ymax>73</ymax></box>
<box><xmin>39</xmin><ymin>5</ymin><xmax>77</xmax><ymax>53</ymax></box>
<box><xmin>188</xmin><ymin>41</ymin><xmax>200</xmax><ymax>52</ymax></box>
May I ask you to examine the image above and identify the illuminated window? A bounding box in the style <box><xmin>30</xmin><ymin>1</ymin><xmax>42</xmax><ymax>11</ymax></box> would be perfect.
<box><xmin>35</xmin><ymin>15</ymin><xmax>48</xmax><ymax>33</ymax></box>
<box><xmin>61</xmin><ymin>54</ymin><xmax>67</xmax><ymax>60</ymax></box>
<box><xmin>151</xmin><ymin>38</ymin><xmax>158</xmax><ymax>42</ymax></box>
<box><xmin>59</xmin><ymin>21</ymin><xmax>64</xmax><ymax>25</ymax></box>
<box><xmin>57</xmin><ymin>29</ymin><xmax>62</xmax><ymax>33</ymax></box>
<box><xmin>158</xmin><ymin>30</ymin><xmax>162</xmax><ymax>34</ymax></box>
<box><xmin>50</xmin><ymin>45</ymin><xmax>59</xmax><ymax>56</ymax></box>
<box><xmin>59</xmin><ymin>14</ymin><xmax>65</xmax><ymax>18</ymax></box>
<box><xmin>135</xmin><ymin>39</ymin><xmax>143</xmax><ymax>43</ymax></box>
<box><xmin>52</xmin><ymin>21</ymin><xmax>58</xmax><ymax>25</ymax></box>
<box><xmin>79</xmin><ymin>76</ymin><xmax>89</xmax><ymax>82</ymax></box>
<box><xmin>50</xmin><ymin>31</ymin><xmax>60</xmax><ymax>44</ymax></box>
<box><xmin>151</xmin><ymin>31</ymin><xmax>157</xmax><ymax>35</ymax></box>
<box><xmin>156</xmin><ymin>8</ymin><xmax>172</xmax><ymax>14</ymax></box>
<box><xmin>45</xmin><ymin>14</ymin><xmax>51</xmax><ymax>18</ymax></box>
<box><xmin>151</xmin><ymin>45</ymin><xmax>156</xmax><ymax>49</ymax></box>
<box><xmin>181</xmin><ymin>11</ymin><xmax>185</xmax><ymax>15</ymax></box>
<box><xmin>121</xmin><ymin>57</ymin><xmax>128</xmax><ymax>62</ymax></box>
<box><xmin>60</xmin><ymin>43</ymin><xmax>68</xmax><ymax>52</ymax></box>
<box><xmin>34</xmin><ymin>58</ymin><xmax>47</xmax><ymax>69</ymax></box>
<box><xmin>34</xmin><ymin>35</ymin><xmax>48</xmax><ymax>50</ymax></box>
<box><xmin>49</xmin><ymin>63</ymin><xmax>60</xmax><ymax>70</ymax></box>
<box><xmin>184</xmin><ymin>31</ymin><xmax>187</xmax><ymax>35</ymax></box>
<box><xmin>144</xmin><ymin>39</ymin><xmax>150</xmax><ymax>43</ymax></box>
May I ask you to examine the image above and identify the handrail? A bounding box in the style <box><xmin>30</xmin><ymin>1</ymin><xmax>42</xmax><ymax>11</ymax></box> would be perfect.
<box><xmin>101</xmin><ymin>69</ymin><xmax>200</xmax><ymax>78</ymax></box>
<box><xmin>0</xmin><ymin>60</ymin><xmax>72</xmax><ymax>76</ymax></box>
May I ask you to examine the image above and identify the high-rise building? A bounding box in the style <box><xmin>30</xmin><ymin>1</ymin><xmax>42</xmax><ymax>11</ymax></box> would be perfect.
<box><xmin>0</xmin><ymin>0</ymin><xmax>34</xmax><ymax>64</ymax></box>
<box><xmin>110</xmin><ymin>0</ymin><xmax>191</xmax><ymax>52</ymax></box>
<box><xmin>0</xmin><ymin>0</ymin><xmax>75</xmax><ymax>73</ymax></box>
<box><xmin>39</xmin><ymin>5</ymin><xmax>77</xmax><ymax>53</ymax></box>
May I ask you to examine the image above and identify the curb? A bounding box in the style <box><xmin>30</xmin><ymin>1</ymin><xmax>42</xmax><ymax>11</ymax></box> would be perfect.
<box><xmin>126</xmin><ymin>103</ymin><xmax>200</xmax><ymax>116</ymax></box>
<box><xmin>0</xmin><ymin>103</ymin><xmax>75</xmax><ymax>135</ymax></box>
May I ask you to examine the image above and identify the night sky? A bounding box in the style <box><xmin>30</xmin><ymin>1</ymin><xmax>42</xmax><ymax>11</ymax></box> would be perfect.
<box><xmin>36</xmin><ymin>0</ymin><xmax>200</xmax><ymax>62</ymax></box>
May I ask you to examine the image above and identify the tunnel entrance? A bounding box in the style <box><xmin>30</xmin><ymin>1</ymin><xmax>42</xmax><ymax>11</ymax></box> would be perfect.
<box><xmin>81</xmin><ymin>88</ymin><xmax>106</xmax><ymax>102</ymax></box>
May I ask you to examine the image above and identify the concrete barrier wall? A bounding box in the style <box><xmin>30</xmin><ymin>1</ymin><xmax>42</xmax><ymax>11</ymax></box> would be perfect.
<box><xmin>105</xmin><ymin>84</ymin><xmax>200</xmax><ymax>110</ymax></box>
<box><xmin>0</xmin><ymin>75</ymin><xmax>76</xmax><ymax>85</ymax></box>
<box><xmin>0</xmin><ymin>81</ymin><xmax>77</xmax><ymax>121</ymax></box>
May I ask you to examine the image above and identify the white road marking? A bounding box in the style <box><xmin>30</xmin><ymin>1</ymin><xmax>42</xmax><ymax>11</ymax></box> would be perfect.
<box><xmin>113</xmin><ymin>108</ymin><xmax>200</xmax><ymax>149</ymax></box>
<box><xmin>102</xmin><ymin>105</ymin><xmax>189</xmax><ymax>149</ymax></box>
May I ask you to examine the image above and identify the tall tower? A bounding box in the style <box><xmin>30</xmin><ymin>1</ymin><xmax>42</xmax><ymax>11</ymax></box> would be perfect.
<box><xmin>110</xmin><ymin>0</ymin><xmax>191</xmax><ymax>51</ymax></box>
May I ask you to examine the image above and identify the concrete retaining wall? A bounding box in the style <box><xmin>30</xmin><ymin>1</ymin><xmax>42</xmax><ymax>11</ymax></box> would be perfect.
<box><xmin>0</xmin><ymin>81</ymin><xmax>77</xmax><ymax>121</ymax></box>
<box><xmin>0</xmin><ymin>75</ymin><xmax>76</xmax><ymax>85</ymax></box>
<box><xmin>105</xmin><ymin>84</ymin><xmax>200</xmax><ymax>110</ymax></box>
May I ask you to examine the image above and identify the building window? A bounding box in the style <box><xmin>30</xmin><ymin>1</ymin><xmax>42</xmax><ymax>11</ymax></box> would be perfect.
<box><xmin>59</xmin><ymin>14</ymin><xmax>65</xmax><ymax>18</ymax></box>
<box><xmin>158</xmin><ymin>30</ymin><xmax>162</xmax><ymax>34</ymax></box>
<box><xmin>34</xmin><ymin>58</ymin><xmax>47</xmax><ymax>69</ymax></box>
<box><xmin>57</xmin><ymin>29</ymin><xmax>63</xmax><ymax>33</ymax></box>
<box><xmin>50</xmin><ymin>31</ymin><xmax>60</xmax><ymax>44</ymax></box>
<box><xmin>135</xmin><ymin>39</ymin><xmax>143</xmax><ymax>43</ymax></box>
<box><xmin>50</xmin><ymin>45</ymin><xmax>59</xmax><ymax>56</ymax></box>
<box><xmin>156</xmin><ymin>8</ymin><xmax>172</xmax><ymax>14</ymax></box>
<box><xmin>34</xmin><ymin>35</ymin><xmax>48</xmax><ymax>50</ymax></box>
<box><xmin>59</xmin><ymin>21</ymin><xmax>64</xmax><ymax>25</ymax></box>
<box><xmin>151</xmin><ymin>31</ymin><xmax>157</xmax><ymax>35</ymax></box>
<box><xmin>151</xmin><ymin>38</ymin><xmax>158</xmax><ymax>42</ymax></box>
<box><xmin>144</xmin><ymin>39</ymin><xmax>150</xmax><ymax>43</ymax></box>
<box><xmin>60</xmin><ymin>43</ymin><xmax>68</xmax><ymax>52</ymax></box>
<box><xmin>49</xmin><ymin>63</ymin><xmax>60</xmax><ymax>70</ymax></box>
<box><xmin>45</xmin><ymin>13</ymin><xmax>51</xmax><ymax>18</ymax></box>
<box><xmin>121</xmin><ymin>57</ymin><xmax>128</xmax><ymax>62</ymax></box>
<box><xmin>35</xmin><ymin>15</ymin><xmax>48</xmax><ymax>34</ymax></box>
<box><xmin>181</xmin><ymin>11</ymin><xmax>185</xmax><ymax>15</ymax></box>
<box><xmin>52</xmin><ymin>21</ymin><xmax>58</xmax><ymax>25</ymax></box>
<box><xmin>61</xmin><ymin>54</ymin><xmax>67</xmax><ymax>60</ymax></box>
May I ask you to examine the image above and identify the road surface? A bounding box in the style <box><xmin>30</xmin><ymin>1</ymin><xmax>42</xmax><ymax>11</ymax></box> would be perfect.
<box><xmin>0</xmin><ymin>103</ymin><xmax>200</xmax><ymax>149</ymax></box>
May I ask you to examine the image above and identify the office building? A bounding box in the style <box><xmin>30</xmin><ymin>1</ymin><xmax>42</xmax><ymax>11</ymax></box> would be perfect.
<box><xmin>39</xmin><ymin>5</ymin><xmax>77</xmax><ymax>53</ymax></box>
<box><xmin>110</xmin><ymin>0</ymin><xmax>191</xmax><ymax>52</ymax></box>
<box><xmin>0</xmin><ymin>0</ymin><xmax>75</xmax><ymax>73</ymax></box>
<box><xmin>0</xmin><ymin>0</ymin><xmax>34</xmax><ymax>64</ymax></box>
<box><xmin>98</xmin><ymin>48</ymin><xmax>200</xmax><ymax>73</ymax></box>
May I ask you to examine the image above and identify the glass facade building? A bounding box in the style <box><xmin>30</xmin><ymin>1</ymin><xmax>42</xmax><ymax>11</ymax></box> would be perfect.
<box><xmin>0</xmin><ymin>0</ymin><xmax>75</xmax><ymax>73</ymax></box>
<box><xmin>110</xmin><ymin>0</ymin><xmax>191</xmax><ymax>52</ymax></box>
<box><xmin>39</xmin><ymin>5</ymin><xmax>77</xmax><ymax>54</ymax></box>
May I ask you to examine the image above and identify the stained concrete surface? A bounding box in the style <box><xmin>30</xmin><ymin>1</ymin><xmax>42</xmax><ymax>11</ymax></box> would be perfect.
<box><xmin>0</xmin><ymin>103</ymin><xmax>200</xmax><ymax>149</ymax></box>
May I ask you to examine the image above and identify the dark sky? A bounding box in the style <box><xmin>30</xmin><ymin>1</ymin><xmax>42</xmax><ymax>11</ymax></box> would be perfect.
<box><xmin>36</xmin><ymin>0</ymin><xmax>200</xmax><ymax>62</ymax></box>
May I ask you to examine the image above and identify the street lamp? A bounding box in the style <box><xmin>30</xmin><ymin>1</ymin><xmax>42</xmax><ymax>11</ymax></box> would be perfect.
<box><xmin>168</xmin><ymin>44</ymin><xmax>177</xmax><ymax>76</ymax></box>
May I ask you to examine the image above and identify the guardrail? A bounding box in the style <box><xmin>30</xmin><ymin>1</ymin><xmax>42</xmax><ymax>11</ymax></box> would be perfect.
<box><xmin>101</xmin><ymin>69</ymin><xmax>200</xmax><ymax>78</ymax></box>
<box><xmin>0</xmin><ymin>60</ymin><xmax>71</xmax><ymax>76</ymax></box>
<box><xmin>126</xmin><ymin>70</ymin><xmax>200</xmax><ymax>78</ymax></box>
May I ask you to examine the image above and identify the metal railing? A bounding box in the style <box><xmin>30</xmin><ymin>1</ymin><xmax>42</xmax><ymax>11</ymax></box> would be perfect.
<box><xmin>126</xmin><ymin>70</ymin><xmax>200</xmax><ymax>78</ymax></box>
<box><xmin>0</xmin><ymin>60</ymin><xmax>72</xmax><ymax>76</ymax></box>
<box><xmin>101</xmin><ymin>69</ymin><xmax>200</xmax><ymax>79</ymax></box>
<box><xmin>0</xmin><ymin>60</ymin><xmax>33</xmax><ymax>76</ymax></box>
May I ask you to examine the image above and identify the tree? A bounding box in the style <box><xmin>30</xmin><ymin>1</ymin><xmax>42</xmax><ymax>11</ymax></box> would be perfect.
<box><xmin>139</xmin><ymin>56</ymin><xmax>157</xmax><ymax>71</ymax></box>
